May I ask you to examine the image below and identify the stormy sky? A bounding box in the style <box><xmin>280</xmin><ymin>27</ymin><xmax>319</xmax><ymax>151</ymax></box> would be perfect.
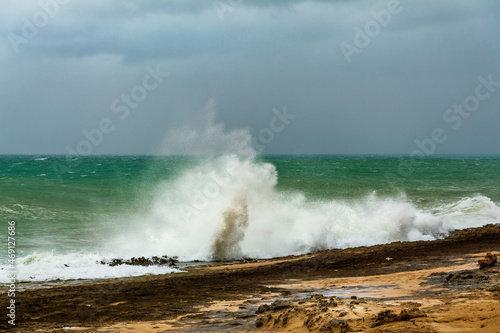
<box><xmin>1</xmin><ymin>0</ymin><xmax>499</xmax><ymax>155</ymax></box>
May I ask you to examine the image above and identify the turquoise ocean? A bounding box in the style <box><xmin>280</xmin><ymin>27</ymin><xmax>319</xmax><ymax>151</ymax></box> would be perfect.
<box><xmin>1</xmin><ymin>155</ymin><xmax>499</xmax><ymax>282</ymax></box>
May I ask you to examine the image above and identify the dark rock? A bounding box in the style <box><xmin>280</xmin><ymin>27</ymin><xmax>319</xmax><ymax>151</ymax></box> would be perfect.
<box><xmin>372</xmin><ymin>308</ymin><xmax>426</xmax><ymax>327</ymax></box>
<box><xmin>320</xmin><ymin>319</ymin><xmax>349</xmax><ymax>333</ymax></box>
<box><xmin>488</xmin><ymin>285</ymin><xmax>500</xmax><ymax>292</ymax></box>
<box><xmin>104</xmin><ymin>255</ymin><xmax>178</xmax><ymax>267</ymax></box>
<box><xmin>311</xmin><ymin>294</ymin><xmax>324</xmax><ymax>300</ymax></box>
<box><xmin>397</xmin><ymin>308</ymin><xmax>426</xmax><ymax>321</ymax></box>
<box><xmin>373</xmin><ymin>310</ymin><xmax>397</xmax><ymax>327</ymax></box>
<box><xmin>329</xmin><ymin>300</ymin><xmax>338</xmax><ymax>307</ymax></box>
<box><xmin>256</xmin><ymin>304</ymin><xmax>270</xmax><ymax>314</ymax></box>
<box><xmin>478</xmin><ymin>253</ymin><xmax>497</xmax><ymax>269</ymax></box>
<box><xmin>270</xmin><ymin>300</ymin><xmax>292</xmax><ymax>311</ymax></box>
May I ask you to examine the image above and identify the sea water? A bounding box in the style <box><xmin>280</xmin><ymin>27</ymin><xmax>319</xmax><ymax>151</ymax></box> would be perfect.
<box><xmin>1</xmin><ymin>154</ymin><xmax>499</xmax><ymax>282</ymax></box>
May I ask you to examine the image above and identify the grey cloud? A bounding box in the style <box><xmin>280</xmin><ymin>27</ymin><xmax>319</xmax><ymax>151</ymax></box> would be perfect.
<box><xmin>0</xmin><ymin>0</ymin><xmax>499</xmax><ymax>155</ymax></box>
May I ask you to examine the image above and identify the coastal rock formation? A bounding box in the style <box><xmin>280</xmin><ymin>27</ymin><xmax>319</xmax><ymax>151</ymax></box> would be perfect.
<box><xmin>103</xmin><ymin>256</ymin><xmax>178</xmax><ymax>267</ymax></box>
<box><xmin>254</xmin><ymin>294</ymin><xmax>429</xmax><ymax>333</ymax></box>
<box><xmin>372</xmin><ymin>308</ymin><xmax>426</xmax><ymax>327</ymax></box>
<box><xmin>478</xmin><ymin>252</ymin><xmax>497</xmax><ymax>269</ymax></box>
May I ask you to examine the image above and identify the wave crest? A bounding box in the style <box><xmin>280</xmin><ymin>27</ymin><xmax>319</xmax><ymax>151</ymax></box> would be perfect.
<box><xmin>106</xmin><ymin>155</ymin><xmax>500</xmax><ymax>261</ymax></box>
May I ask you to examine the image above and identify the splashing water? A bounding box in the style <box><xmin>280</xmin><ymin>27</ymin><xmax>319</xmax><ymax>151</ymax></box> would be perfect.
<box><xmin>104</xmin><ymin>100</ymin><xmax>500</xmax><ymax>262</ymax></box>
<box><xmin>105</xmin><ymin>153</ymin><xmax>499</xmax><ymax>262</ymax></box>
<box><xmin>2</xmin><ymin>100</ymin><xmax>499</xmax><ymax>282</ymax></box>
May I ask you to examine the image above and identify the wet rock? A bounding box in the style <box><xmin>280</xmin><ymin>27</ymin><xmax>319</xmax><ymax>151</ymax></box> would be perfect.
<box><xmin>453</xmin><ymin>270</ymin><xmax>489</xmax><ymax>282</ymax></box>
<box><xmin>270</xmin><ymin>300</ymin><xmax>292</xmax><ymax>311</ymax></box>
<box><xmin>256</xmin><ymin>304</ymin><xmax>270</xmax><ymax>314</ymax></box>
<box><xmin>488</xmin><ymin>285</ymin><xmax>500</xmax><ymax>292</ymax></box>
<box><xmin>373</xmin><ymin>310</ymin><xmax>397</xmax><ymax>327</ymax></box>
<box><xmin>105</xmin><ymin>255</ymin><xmax>178</xmax><ymax>267</ymax></box>
<box><xmin>372</xmin><ymin>308</ymin><xmax>426</xmax><ymax>327</ymax></box>
<box><xmin>320</xmin><ymin>319</ymin><xmax>349</xmax><ymax>333</ymax></box>
<box><xmin>397</xmin><ymin>308</ymin><xmax>427</xmax><ymax>321</ymax></box>
<box><xmin>311</xmin><ymin>294</ymin><xmax>324</xmax><ymax>300</ymax></box>
<box><xmin>424</xmin><ymin>269</ymin><xmax>493</xmax><ymax>288</ymax></box>
<box><xmin>478</xmin><ymin>252</ymin><xmax>497</xmax><ymax>269</ymax></box>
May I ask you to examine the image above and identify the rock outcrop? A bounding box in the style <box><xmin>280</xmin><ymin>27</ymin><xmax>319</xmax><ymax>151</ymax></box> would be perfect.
<box><xmin>478</xmin><ymin>252</ymin><xmax>497</xmax><ymax>269</ymax></box>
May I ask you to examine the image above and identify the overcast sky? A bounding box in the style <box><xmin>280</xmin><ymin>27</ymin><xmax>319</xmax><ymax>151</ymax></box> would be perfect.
<box><xmin>1</xmin><ymin>0</ymin><xmax>499</xmax><ymax>155</ymax></box>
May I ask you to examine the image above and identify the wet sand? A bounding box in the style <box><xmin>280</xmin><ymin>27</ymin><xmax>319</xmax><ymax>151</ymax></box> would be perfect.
<box><xmin>1</xmin><ymin>224</ymin><xmax>499</xmax><ymax>332</ymax></box>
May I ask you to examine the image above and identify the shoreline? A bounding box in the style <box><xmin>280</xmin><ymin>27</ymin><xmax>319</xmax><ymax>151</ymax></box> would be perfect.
<box><xmin>2</xmin><ymin>224</ymin><xmax>499</xmax><ymax>332</ymax></box>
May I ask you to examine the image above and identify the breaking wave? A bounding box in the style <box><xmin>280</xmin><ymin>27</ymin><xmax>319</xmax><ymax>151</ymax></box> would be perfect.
<box><xmin>3</xmin><ymin>101</ymin><xmax>498</xmax><ymax>283</ymax></box>
<box><xmin>105</xmin><ymin>154</ymin><xmax>500</xmax><ymax>262</ymax></box>
<box><xmin>106</xmin><ymin>101</ymin><xmax>500</xmax><ymax>262</ymax></box>
<box><xmin>1</xmin><ymin>252</ymin><xmax>180</xmax><ymax>283</ymax></box>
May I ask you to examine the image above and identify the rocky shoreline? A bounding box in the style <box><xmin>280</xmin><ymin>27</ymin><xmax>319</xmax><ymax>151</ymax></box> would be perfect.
<box><xmin>103</xmin><ymin>256</ymin><xmax>179</xmax><ymax>267</ymax></box>
<box><xmin>1</xmin><ymin>224</ymin><xmax>499</xmax><ymax>332</ymax></box>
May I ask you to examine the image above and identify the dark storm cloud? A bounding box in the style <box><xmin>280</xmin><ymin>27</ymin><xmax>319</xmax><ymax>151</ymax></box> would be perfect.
<box><xmin>0</xmin><ymin>0</ymin><xmax>499</xmax><ymax>155</ymax></box>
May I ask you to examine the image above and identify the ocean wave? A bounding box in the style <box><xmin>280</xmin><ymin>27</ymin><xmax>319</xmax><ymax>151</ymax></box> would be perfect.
<box><xmin>0</xmin><ymin>252</ymin><xmax>180</xmax><ymax>283</ymax></box>
<box><xmin>105</xmin><ymin>155</ymin><xmax>500</xmax><ymax>262</ymax></box>
<box><xmin>4</xmin><ymin>108</ymin><xmax>498</xmax><ymax>283</ymax></box>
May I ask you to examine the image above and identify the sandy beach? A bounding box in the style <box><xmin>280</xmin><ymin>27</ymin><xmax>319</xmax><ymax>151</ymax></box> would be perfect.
<box><xmin>2</xmin><ymin>224</ymin><xmax>499</xmax><ymax>332</ymax></box>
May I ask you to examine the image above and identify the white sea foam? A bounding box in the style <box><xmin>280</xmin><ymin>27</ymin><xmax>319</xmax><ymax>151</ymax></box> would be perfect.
<box><xmin>103</xmin><ymin>103</ymin><xmax>500</xmax><ymax>262</ymax></box>
<box><xmin>0</xmin><ymin>252</ymin><xmax>180</xmax><ymax>283</ymax></box>
<box><xmin>432</xmin><ymin>195</ymin><xmax>500</xmax><ymax>228</ymax></box>
<box><xmin>3</xmin><ymin>174</ymin><xmax>497</xmax><ymax>283</ymax></box>
<box><xmin>105</xmin><ymin>155</ymin><xmax>500</xmax><ymax>262</ymax></box>
<box><xmin>4</xmin><ymin>103</ymin><xmax>498</xmax><ymax>283</ymax></box>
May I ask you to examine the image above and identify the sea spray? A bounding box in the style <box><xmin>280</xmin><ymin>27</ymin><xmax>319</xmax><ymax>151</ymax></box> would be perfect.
<box><xmin>212</xmin><ymin>196</ymin><xmax>249</xmax><ymax>260</ymax></box>
<box><xmin>103</xmin><ymin>102</ymin><xmax>500</xmax><ymax>262</ymax></box>
<box><xmin>105</xmin><ymin>155</ymin><xmax>278</xmax><ymax>261</ymax></box>
<box><xmin>3</xmin><ymin>252</ymin><xmax>180</xmax><ymax>282</ymax></box>
<box><xmin>2</xmin><ymin>103</ymin><xmax>499</xmax><ymax>283</ymax></box>
<box><xmin>160</xmin><ymin>97</ymin><xmax>255</xmax><ymax>158</ymax></box>
<box><xmin>2</xmin><ymin>154</ymin><xmax>500</xmax><ymax>283</ymax></box>
<box><xmin>105</xmin><ymin>153</ymin><xmax>500</xmax><ymax>262</ymax></box>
